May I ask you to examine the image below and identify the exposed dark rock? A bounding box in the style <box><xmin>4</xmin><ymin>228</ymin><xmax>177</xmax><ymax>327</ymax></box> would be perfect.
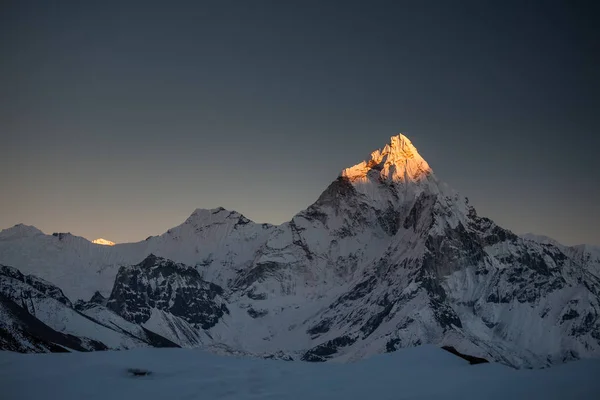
<box><xmin>517</xmin><ymin>251</ymin><xmax>552</xmax><ymax>277</ymax></box>
<box><xmin>263</xmin><ymin>351</ymin><xmax>294</xmax><ymax>361</ymax></box>
<box><xmin>301</xmin><ymin>335</ymin><xmax>357</xmax><ymax>362</ymax></box>
<box><xmin>51</xmin><ymin>232</ymin><xmax>72</xmax><ymax>241</ymax></box>
<box><xmin>246</xmin><ymin>290</ymin><xmax>267</xmax><ymax>300</ymax></box>
<box><xmin>235</xmin><ymin>215</ymin><xmax>251</xmax><ymax>226</ymax></box>
<box><xmin>247</xmin><ymin>308</ymin><xmax>268</xmax><ymax>318</ymax></box>
<box><xmin>397</xmin><ymin>317</ymin><xmax>415</xmax><ymax>330</ymax></box>
<box><xmin>330</xmin><ymin>276</ymin><xmax>377</xmax><ymax>309</ymax></box>
<box><xmin>332</xmin><ymin>226</ymin><xmax>354</xmax><ymax>238</ymax></box>
<box><xmin>307</xmin><ymin>319</ymin><xmax>332</xmax><ymax>336</ymax></box>
<box><xmin>127</xmin><ymin>368</ymin><xmax>152</xmax><ymax>377</ymax></box>
<box><xmin>0</xmin><ymin>265</ymin><xmax>72</xmax><ymax>307</ymax></box>
<box><xmin>562</xmin><ymin>309</ymin><xmax>580</xmax><ymax>322</ymax></box>
<box><xmin>430</xmin><ymin>298</ymin><xmax>463</xmax><ymax>329</ymax></box>
<box><xmin>403</xmin><ymin>194</ymin><xmax>437</xmax><ymax>232</ymax></box>
<box><xmin>570</xmin><ymin>311</ymin><xmax>597</xmax><ymax>337</ymax></box>
<box><xmin>360</xmin><ymin>297</ymin><xmax>395</xmax><ymax>337</ymax></box>
<box><xmin>377</xmin><ymin>207</ymin><xmax>401</xmax><ymax>236</ymax></box>
<box><xmin>89</xmin><ymin>291</ymin><xmax>107</xmax><ymax>305</ymax></box>
<box><xmin>314</xmin><ymin>177</ymin><xmax>357</xmax><ymax>210</ymax></box>
<box><xmin>235</xmin><ymin>261</ymin><xmax>282</xmax><ymax>289</ymax></box>
<box><xmin>423</xmin><ymin>223</ymin><xmax>485</xmax><ymax>278</ymax></box>
<box><xmin>289</xmin><ymin>220</ymin><xmax>314</xmax><ymax>261</ymax></box>
<box><xmin>300</xmin><ymin>206</ymin><xmax>329</xmax><ymax>226</ymax></box>
<box><xmin>197</xmin><ymin>255</ymin><xmax>214</xmax><ymax>267</ymax></box>
<box><xmin>385</xmin><ymin>337</ymin><xmax>401</xmax><ymax>352</ymax></box>
<box><xmin>107</xmin><ymin>255</ymin><xmax>228</xmax><ymax>330</ymax></box>
<box><xmin>441</xmin><ymin>346</ymin><xmax>489</xmax><ymax>365</ymax></box>
<box><xmin>468</xmin><ymin>215</ymin><xmax>518</xmax><ymax>246</ymax></box>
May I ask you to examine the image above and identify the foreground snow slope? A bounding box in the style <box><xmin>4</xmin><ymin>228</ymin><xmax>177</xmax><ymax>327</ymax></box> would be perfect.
<box><xmin>2</xmin><ymin>345</ymin><xmax>599</xmax><ymax>400</ymax></box>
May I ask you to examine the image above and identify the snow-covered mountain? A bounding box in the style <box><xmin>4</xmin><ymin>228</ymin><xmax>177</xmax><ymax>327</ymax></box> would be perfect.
<box><xmin>92</xmin><ymin>238</ymin><xmax>115</xmax><ymax>246</ymax></box>
<box><xmin>0</xmin><ymin>264</ymin><xmax>178</xmax><ymax>352</ymax></box>
<box><xmin>1</xmin><ymin>134</ymin><xmax>599</xmax><ymax>368</ymax></box>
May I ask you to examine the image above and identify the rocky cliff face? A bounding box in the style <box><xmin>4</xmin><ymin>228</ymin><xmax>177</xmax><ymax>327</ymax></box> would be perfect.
<box><xmin>107</xmin><ymin>254</ymin><xmax>229</xmax><ymax>330</ymax></box>
<box><xmin>1</xmin><ymin>134</ymin><xmax>599</xmax><ymax>368</ymax></box>
<box><xmin>0</xmin><ymin>263</ymin><xmax>178</xmax><ymax>352</ymax></box>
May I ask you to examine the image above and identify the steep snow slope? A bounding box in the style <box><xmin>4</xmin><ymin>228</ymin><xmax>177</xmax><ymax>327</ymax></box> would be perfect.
<box><xmin>141</xmin><ymin>308</ymin><xmax>206</xmax><ymax>348</ymax></box>
<box><xmin>3</xmin><ymin>345</ymin><xmax>600</xmax><ymax>400</ymax></box>
<box><xmin>0</xmin><ymin>294</ymin><xmax>87</xmax><ymax>353</ymax></box>
<box><xmin>0</xmin><ymin>265</ymin><xmax>176</xmax><ymax>351</ymax></box>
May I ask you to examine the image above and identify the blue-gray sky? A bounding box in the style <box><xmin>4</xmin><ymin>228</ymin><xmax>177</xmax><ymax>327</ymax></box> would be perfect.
<box><xmin>1</xmin><ymin>0</ymin><xmax>598</xmax><ymax>245</ymax></box>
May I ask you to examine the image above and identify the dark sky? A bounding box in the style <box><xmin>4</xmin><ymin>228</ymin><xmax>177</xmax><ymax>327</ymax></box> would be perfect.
<box><xmin>1</xmin><ymin>0</ymin><xmax>599</xmax><ymax>245</ymax></box>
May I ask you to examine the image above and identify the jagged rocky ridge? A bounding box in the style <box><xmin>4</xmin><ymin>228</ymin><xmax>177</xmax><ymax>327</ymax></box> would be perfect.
<box><xmin>1</xmin><ymin>134</ymin><xmax>599</xmax><ymax>368</ymax></box>
<box><xmin>0</xmin><ymin>264</ymin><xmax>178</xmax><ymax>352</ymax></box>
<box><xmin>107</xmin><ymin>254</ymin><xmax>228</xmax><ymax>329</ymax></box>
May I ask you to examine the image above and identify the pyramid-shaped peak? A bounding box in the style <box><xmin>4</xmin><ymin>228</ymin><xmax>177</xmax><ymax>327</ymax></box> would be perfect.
<box><xmin>138</xmin><ymin>253</ymin><xmax>164</xmax><ymax>268</ymax></box>
<box><xmin>387</xmin><ymin>134</ymin><xmax>418</xmax><ymax>156</ymax></box>
<box><xmin>341</xmin><ymin>134</ymin><xmax>432</xmax><ymax>183</ymax></box>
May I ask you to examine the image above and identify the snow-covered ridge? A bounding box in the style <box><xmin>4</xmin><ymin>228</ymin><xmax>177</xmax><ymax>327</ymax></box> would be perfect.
<box><xmin>0</xmin><ymin>224</ymin><xmax>44</xmax><ymax>240</ymax></box>
<box><xmin>520</xmin><ymin>233</ymin><xmax>565</xmax><ymax>247</ymax></box>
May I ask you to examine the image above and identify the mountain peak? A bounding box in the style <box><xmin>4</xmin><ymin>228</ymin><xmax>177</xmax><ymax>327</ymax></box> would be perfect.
<box><xmin>387</xmin><ymin>134</ymin><xmax>419</xmax><ymax>157</ymax></box>
<box><xmin>184</xmin><ymin>207</ymin><xmax>250</xmax><ymax>227</ymax></box>
<box><xmin>341</xmin><ymin>134</ymin><xmax>432</xmax><ymax>183</ymax></box>
<box><xmin>0</xmin><ymin>224</ymin><xmax>44</xmax><ymax>240</ymax></box>
<box><xmin>92</xmin><ymin>238</ymin><xmax>115</xmax><ymax>246</ymax></box>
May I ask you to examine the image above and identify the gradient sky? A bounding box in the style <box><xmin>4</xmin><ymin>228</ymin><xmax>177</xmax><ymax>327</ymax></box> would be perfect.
<box><xmin>1</xmin><ymin>0</ymin><xmax>599</xmax><ymax>245</ymax></box>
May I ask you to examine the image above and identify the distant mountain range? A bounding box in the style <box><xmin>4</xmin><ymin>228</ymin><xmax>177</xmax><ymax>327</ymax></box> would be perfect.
<box><xmin>2</xmin><ymin>134</ymin><xmax>599</xmax><ymax>368</ymax></box>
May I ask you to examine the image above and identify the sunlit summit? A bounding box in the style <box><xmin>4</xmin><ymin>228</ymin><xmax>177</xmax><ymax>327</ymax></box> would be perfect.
<box><xmin>92</xmin><ymin>238</ymin><xmax>115</xmax><ymax>246</ymax></box>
